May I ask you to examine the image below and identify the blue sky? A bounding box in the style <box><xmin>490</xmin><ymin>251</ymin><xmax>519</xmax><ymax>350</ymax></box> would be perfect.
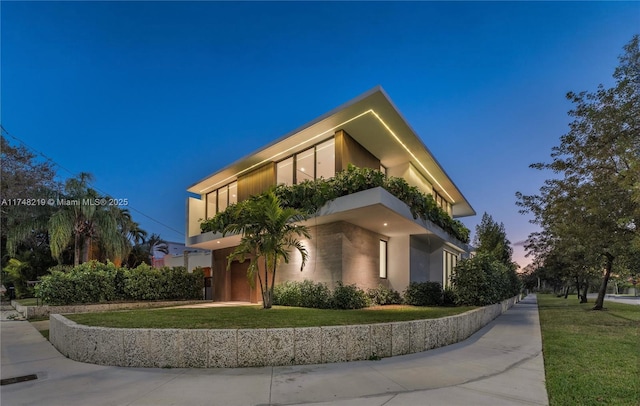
<box><xmin>2</xmin><ymin>1</ymin><xmax>638</xmax><ymax>267</ymax></box>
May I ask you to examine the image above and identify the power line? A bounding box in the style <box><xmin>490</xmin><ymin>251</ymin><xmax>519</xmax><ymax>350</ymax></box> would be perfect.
<box><xmin>1</xmin><ymin>124</ymin><xmax>185</xmax><ymax>238</ymax></box>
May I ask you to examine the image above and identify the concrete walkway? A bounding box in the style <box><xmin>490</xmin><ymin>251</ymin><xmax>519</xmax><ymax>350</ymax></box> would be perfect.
<box><xmin>1</xmin><ymin>295</ymin><xmax>548</xmax><ymax>406</ymax></box>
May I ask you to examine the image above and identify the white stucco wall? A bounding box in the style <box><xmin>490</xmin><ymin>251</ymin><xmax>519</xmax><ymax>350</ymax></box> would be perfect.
<box><xmin>388</xmin><ymin>235</ymin><xmax>410</xmax><ymax>292</ymax></box>
<box><xmin>409</xmin><ymin>236</ymin><xmax>431</xmax><ymax>283</ymax></box>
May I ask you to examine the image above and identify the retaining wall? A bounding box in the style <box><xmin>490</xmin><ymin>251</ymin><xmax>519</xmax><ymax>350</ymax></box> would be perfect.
<box><xmin>50</xmin><ymin>296</ymin><xmax>520</xmax><ymax>368</ymax></box>
<box><xmin>13</xmin><ymin>300</ymin><xmax>205</xmax><ymax>320</ymax></box>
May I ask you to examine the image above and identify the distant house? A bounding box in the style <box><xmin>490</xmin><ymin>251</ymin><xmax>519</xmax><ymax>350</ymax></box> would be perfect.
<box><xmin>152</xmin><ymin>241</ymin><xmax>211</xmax><ymax>274</ymax></box>
<box><xmin>186</xmin><ymin>87</ymin><xmax>475</xmax><ymax>303</ymax></box>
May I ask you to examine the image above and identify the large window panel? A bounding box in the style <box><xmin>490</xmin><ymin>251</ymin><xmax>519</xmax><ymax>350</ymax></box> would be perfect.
<box><xmin>443</xmin><ymin>251</ymin><xmax>458</xmax><ymax>288</ymax></box>
<box><xmin>315</xmin><ymin>138</ymin><xmax>335</xmax><ymax>180</ymax></box>
<box><xmin>206</xmin><ymin>191</ymin><xmax>217</xmax><ymax>219</ymax></box>
<box><xmin>228</xmin><ymin>182</ymin><xmax>238</xmax><ymax>205</ymax></box>
<box><xmin>379</xmin><ymin>240</ymin><xmax>388</xmax><ymax>279</ymax></box>
<box><xmin>296</xmin><ymin>148</ymin><xmax>315</xmax><ymax>183</ymax></box>
<box><xmin>277</xmin><ymin>157</ymin><xmax>294</xmax><ymax>186</ymax></box>
<box><xmin>217</xmin><ymin>186</ymin><xmax>228</xmax><ymax>213</ymax></box>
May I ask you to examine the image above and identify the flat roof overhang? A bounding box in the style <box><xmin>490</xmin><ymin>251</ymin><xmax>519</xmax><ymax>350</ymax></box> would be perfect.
<box><xmin>187</xmin><ymin>187</ymin><xmax>469</xmax><ymax>253</ymax></box>
<box><xmin>187</xmin><ymin>86</ymin><xmax>475</xmax><ymax>218</ymax></box>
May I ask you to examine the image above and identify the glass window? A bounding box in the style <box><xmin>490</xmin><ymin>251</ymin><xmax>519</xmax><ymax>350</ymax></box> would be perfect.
<box><xmin>315</xmin><ymin>139</ymin><xmax>335</xmax><ymax>180</ymax></box>
<box><xmin>217</xmin><ymin>186</ymin><xmax>228</xmax><ymax>213</ymax></box>
<box><xmin>228</xmin><ymin>182</ymin><xmax>237</xmax><ymax>205</ymax></box>
<box><xmin>206</xmin><ymin>191</ymin><xmax>217</xmax><ymax>219</ymax></box>
<box><xmin>277</xmin><ymin>157</ymin><xmax>294</xmax><ymax>186</ymax></box>
<box><xmin>443</xmin><ymin>251</ymin><xmax>458</xmax><ymax>288</ymax></box>
<box><xmin>379</xmin><ymin>240</ymin><xmax>388</xmax><ymax>279</ymax></box>
<box><xmin>296</xmin><ymin>148</ymin><xmax>315</xmax><ymax>183</ymax></box>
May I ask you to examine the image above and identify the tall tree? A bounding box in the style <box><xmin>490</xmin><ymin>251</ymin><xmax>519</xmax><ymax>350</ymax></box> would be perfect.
<box><xmin>2</xmin><ymin>134</ymin><xmax>59</xmax><ymax>264</ymax></box>
<box><xmin>221</xmin><ymin>191</ymin><xmax>310</xmax><ymax>309</ymax></box>
<box><xmin>473</xmin><ymin>212</ymin><xmax>515</xmax><ymax>268</ymax></box>
<box><xmin>48</xmin><ymin>173</ymin><xmax>126</xmax><ymax>266</ymax></box>
<box><xmin>517</xmin><ymin>36</ymin><xmax>640</xmax><ymax>310</ymax></box>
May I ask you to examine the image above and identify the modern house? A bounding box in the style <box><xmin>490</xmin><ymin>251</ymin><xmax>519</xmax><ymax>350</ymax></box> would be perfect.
<box><xmin>186</xmin><ymin>87</ymin><xmax>475</xmax><ymax>303</ymax></box>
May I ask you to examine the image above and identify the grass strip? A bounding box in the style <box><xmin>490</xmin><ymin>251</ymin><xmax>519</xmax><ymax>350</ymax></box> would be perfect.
<box><xmin>66</xmin><ymin>305</ymin><xmax>475</xmax><ymax>329</ymax></box>
<box><xmin>15</xmin><ymin>298</ymin><xmax>40</xmax><ymax>306</ymax></box>
<box><xmin>537</xmin><ymin>294</ymin><xmax>640</xmax><ymax>406</ymax></box>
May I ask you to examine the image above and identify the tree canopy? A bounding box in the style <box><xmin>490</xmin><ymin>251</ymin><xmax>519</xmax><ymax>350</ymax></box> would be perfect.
<box><xmin>2</xmin><ymin>134</ymin><xmax>170</xmax><ymax>297</ymax></box>
<box><xmin>473</xmin><ymin>212</ymin><xmax>515</xmax><ymax>269</ymax></box>
<box><xmin>517</xmin><ymin>35</ymin><xmax>640</xmax><ymax>310</ymax></box>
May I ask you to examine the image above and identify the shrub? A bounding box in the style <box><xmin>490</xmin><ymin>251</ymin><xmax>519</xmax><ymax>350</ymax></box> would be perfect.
<box><xmin>273</xmin><ymin>280</ymin><xmax>333</xmax><ymax>309</ymax></box>
<box><xmin>450</xmin><ymin>253</ymin><xmax>520</xmax><ymax>306</ymax></box>
<box><xmin>35</xmin><ymin>270</ymin><xmax>75</xmax><ymax>305</ymax></box>
<box><xmin>442</xmin><ymin>287</ymin><xmax>457</xmax><ymax>307</ymax></box>
<box><xmin>403</xmin><ymin>282</ymin><xmax>443</xmax><ymax>306</ymax></box>
<box><xmin>332</xmin><ymin>282</ymin><xmax>370</xmax><ymax>309</ymax></box>
<box><xmin>367</xmin><ymin>285</ymin><xmax>403</xmax><ymax>305</ymax></box>
<box><xmin>124</xmin><ymin>264</ymin><xmax>163</xmax><ymax>301</ymax></box>
<box><xmin>35</xmin><ymin>261</ymin><xmax>203</xmax><ymax>305</ymax></box>
<box><xmin>274</xmin><ymin>280</ymin><xmax>371</xmax><ymax>309</ymax></box>
<box><xmin>298</xmin><ymin>280</ymin><xmax>333</xmax><ymax>309</ymax></box>
<box><xmin>273</xmin><ymin>281</ymin><xmax>302</xmax><ymax>307</ymax></box>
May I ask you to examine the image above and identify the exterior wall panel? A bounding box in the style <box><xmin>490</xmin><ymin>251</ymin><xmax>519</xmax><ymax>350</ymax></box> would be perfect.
<box><xmin>335</xmin><ymin>130</ymin><xmax>380</xmax><ymax>172</ymax></box>
<box><xmin>237</xmin><ymin>162</ymin><xmax>276</xmax><ymax>202</ymax></box>
<box><xmin>276</xmin><ymin>223</ymin><xmax>344</xmax><ymax>288</ymax></box>
<box><xmin>341</xmin><ymin>222</ymin><xmax>383</xmax><ymax>290</ymax></box>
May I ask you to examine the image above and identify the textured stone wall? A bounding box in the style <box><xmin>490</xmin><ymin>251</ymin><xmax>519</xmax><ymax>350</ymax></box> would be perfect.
<box><xmin>50</xmin><ymin>296</ymin><xmax>520</xmax><ymax>368</ymax></box>
<box><xmin>14</xmin><ymin>300</ymin><xmax>205</xmax><ymax>320</ymax></box>
<box><xmin>276</xmin><ymin>222</ymin><xmax>344</xmax><ymax>288</ymax></box>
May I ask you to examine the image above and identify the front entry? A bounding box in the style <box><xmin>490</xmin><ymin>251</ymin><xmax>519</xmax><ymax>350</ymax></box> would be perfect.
<box><xmin>204</xmin><ymin>277</ymin><xmax>213</xmax><ymax>300</ymax></box>
<box><xmin>229</xmin><ymin>261</ymin><xmax>251</xmax><ymax>302</ymax></box>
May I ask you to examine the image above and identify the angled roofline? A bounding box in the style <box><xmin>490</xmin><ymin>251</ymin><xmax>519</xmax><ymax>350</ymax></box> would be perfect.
<box><xmin>187</xmin><ymin>86</ymin><xmax>475</xmax><ymax>217</ymax></box>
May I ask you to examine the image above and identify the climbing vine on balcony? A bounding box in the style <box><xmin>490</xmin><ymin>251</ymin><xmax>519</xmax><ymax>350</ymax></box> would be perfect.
<box><xmin>200</xmin><ymin>165</ymin><xmax>470</xmax><ymax>244</ymax></box>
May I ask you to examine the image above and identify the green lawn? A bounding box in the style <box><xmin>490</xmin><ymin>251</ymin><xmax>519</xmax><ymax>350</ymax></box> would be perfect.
<box><xmin>537</xmin><ymin>294</ymin><xmax>640</xmax><ymax>406</ymax></box>
<box><xmin>66</xmin><ymin>304</ymin><xmax>475</xmax><ymax>329</ymax></box>
<box><xmin>15</xmin><ymin>298</ymin><xmax>40</xmax><ymax>306</ymax></box>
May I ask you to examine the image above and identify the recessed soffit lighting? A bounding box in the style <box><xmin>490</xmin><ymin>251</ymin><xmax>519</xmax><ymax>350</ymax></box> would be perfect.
<box><xmin>199</xmin><ymin>109</ymin><xmax>456</xmax><ymax>203</ymax></box>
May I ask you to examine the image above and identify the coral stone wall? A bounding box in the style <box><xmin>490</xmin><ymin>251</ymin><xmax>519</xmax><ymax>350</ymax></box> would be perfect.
<box><xmin>50</xmin><ymin>296</ymin><xmax>520</xmax><ymax>368</ymax></box>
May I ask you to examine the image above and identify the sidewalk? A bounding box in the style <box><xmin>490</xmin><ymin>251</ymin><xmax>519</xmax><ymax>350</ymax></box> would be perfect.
<box><xmin>1</xmin><ymin>295</ymin><xmax>548</xmax><ymax>406</ymax></box>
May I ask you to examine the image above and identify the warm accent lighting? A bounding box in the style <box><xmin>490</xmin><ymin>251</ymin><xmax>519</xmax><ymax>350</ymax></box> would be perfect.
<box><xmin>199</xmin><ymin>110</ymin><xmax>372</xmax><ymax>193</ymax></box>
<box><xmin>198</xmin><ymin>108</ymin><xmax>456</xmax><ymax>205</ymax></box>
<box><xmin>370</xmin><ymin>110</ymin><xmax>456</xmax><ymax>203</ymax></box>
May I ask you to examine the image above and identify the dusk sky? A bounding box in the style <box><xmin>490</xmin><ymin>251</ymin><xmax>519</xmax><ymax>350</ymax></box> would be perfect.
<box><xmin>2</xmin><ymin>2</ymin><xmax>638</xmax><ymax>267</ymax></box>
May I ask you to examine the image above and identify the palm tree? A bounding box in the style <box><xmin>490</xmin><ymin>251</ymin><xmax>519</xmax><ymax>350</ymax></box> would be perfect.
<box><xmin>111</xmin><ymin>208</ymin><xmax>147</xmax><ymax>266</ymax></box>
<box><xmin>125</xmin><ymin>233</ymin><xmax>168</xmax><ymax>268</ymax></box>
<box><xmin>48</xmin><ymin>173</ymin><xmax>125</xmax><ymax>266</ymax></box>
<box><xmin>223</xmin><ymin>191</ymin><xmax>310</xmax><ymax>309</ymax></box>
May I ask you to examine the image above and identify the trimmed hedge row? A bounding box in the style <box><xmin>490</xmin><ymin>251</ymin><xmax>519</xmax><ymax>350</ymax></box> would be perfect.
<box><xmin>35</xmin><ymin>261</ymin><xmax>204</xmax><ymax>305</ymax></box>
<box><xmin>273</xmin><ymin>280</ymin><xmax>456</xmax><ymax>309</ymax></box>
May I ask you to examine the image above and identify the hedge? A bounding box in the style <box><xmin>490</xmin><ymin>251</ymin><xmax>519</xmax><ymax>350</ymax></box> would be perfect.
<box><xmin>450</xmin><ymin>254</ymin><xmax>520</xmax><ymax>306</ymax></box>
<box><xmin>35</xmin><ymin>261</ymin><xmax>203</xmax><ymax>305</ymax></box>
<box><xmin>273</xmin><ymin>280</ymin><xmax>370</xmax><ymax>309</ymax></box>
